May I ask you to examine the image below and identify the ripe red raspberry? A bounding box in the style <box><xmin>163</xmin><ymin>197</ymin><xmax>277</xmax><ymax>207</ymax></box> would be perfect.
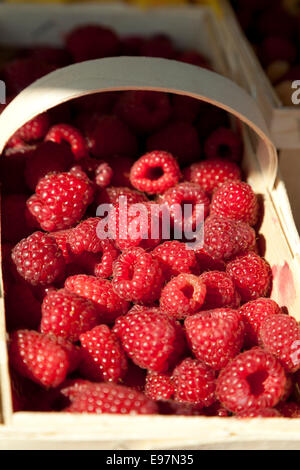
<box><xmin>202</xmin><ymin>215</ymin><xmax>256</xmax><ymax>262</ymax></box>
<box><xmin>61</xmin><ymin>381</ymin><xmax>158</xmax><ymax>414</ymax></box>
<box><xmin>216</xmin><ymin>348</ymin><xmax>288</xmax><ymax>413</ymax></box>
<box><xmin>9</xmin><ymin>330</ymin><xmax>80</xmax><ymax>388</ymax></box>
<box><xmin>1</xmin><ymin>194</ymin><xmax>36</xmax><ymax>243</ymax></box>
<box><xmin>185</xmin><ymin>309</ymin><xmax>245</xmax><ymax>370</ymax></box>
<box><xmin>27</xmin><ymin>171</ymin><xmax>94</xmax><ymax>232</ymax></box>
<box><xmin>259</xmin><ymin>314</ymin><xmax>300</xmax><ymax>373</ymax></box>
<box><xmin>145</xmin><ymin>372</ymin><xmax>174</xmax><ymax>401</ymax></box>
<box><xmin>79</xmin><ymin>325</ymin><xmax>128</xmax><ymax>383</ymax></box>
<box><xmin>239</xmin><ymin>298</ymin><xmax>282</xmax><ymax>347</ymax></box>
<box><xmin>3</xmin><ymin>58</ymin><xmax>56</xmax><ymax>95</ymax></box>
<box><xmin>112</xmin><ymin>247</ymin><xmax>164</xmax><ymax>304</ymax></box>
<box><xmin>226</xmin><ymin>252</ymin><xmax>272</xmax><ymax>302</ymax></box>
<box><xmin>87</xmin><ymin>115</ymin><xmax>138</xmax><ymax>160</ymax></box>
<box><xmin>146</xmin><ymin>121</ymin><xmax>201</xmax><ymax>164</ymax></box>
<box><xmin>199</xmin><ymin>271</ymin><xmax>240</xmax><ymax>309</ymax></box>
<box><xmin>184</xmin><ymin>158</ymin><xmax>241</xmax><ymax>196</ymax></box>
<box><xmin>11</xmin><ymin>231</ymin><xmax>65</xmax><ymax>286</ymax></box>
<box><xmin>140</xmin><ymin>34</ymin><xmax>177</xmax><ymax>59</ymax></box>
<box><xmin>96</xmin><ymin>186</ymin><xmax>148</xmax><ymax>206</ymax></box>
<box><xmin>25</xmin><ymin>142</ymin><xmax>74</xmax><ymax>191</ymax></box>
<box><xmin>129</xmin><ymin>151</ymin><xmax>181</xmax><ymax>195</ymax></box>
<box><xmin>65</xmin><ymin>24</ymin><xmax>120</xmax><ymax>62</ymax></box>
<box><xmin>113</xmin><ymin>309</ymin><xmax>185</xmax><ymax>372</ymax></box>
<box><xmin>160</xmin><ymin>274</ymin><xmax>206</xmax><ymax>320</ymax></box>
<box><xmin>158</xmin><ymin>182</ymin><xmax>210</xmax><ymax>232</ymax></box>
<box><xmin>236</xmin><ymin>408</ymin><xmax>281</xmax><ymax>418</ymax></box>
<box><xmin>172</xmin><ymin>358</ymin><xmax>216</xmax><ymax>407</ymax></box>
<box><xmin>204</xmin><ymin>127</ymin><xmax>243</xmax><ymax>162</ymax></box>
<box><xmin>65</xmin><ymin>274</ymin><xmax>130</xmax><ymax>323</ymax></box>
<box><xmin>108</xmin><ymin>200</ymin><xmax>162</xmax><ymax>251</ymax></box>
<box><xmin>211</xmin><ymin>181</ymin><xmax>259</xmax><ymax>226</ymax></box>
<box><xmin>40</xmin><ymin>288</ymin><xmax>99</xmax><ymax>342</ymax></box>
<box><xmin>171</xmin><ymin>94</ymin><xmax>202</xmax><ymax>123</ymax></box>
<box><xmin>152</xmin><ymin>240</ymin><xmax>198</xmax><ymax>280</ymax></box>
<box><xmin>8</xmin><ymin>113</ymin><xmax>50</xmax><ymax>147</ymax></box>
<box><xmin>5</xmin><ymin>282</ymin><xmax>42</xmax><ymax>331</ymax></box>
<box><xmin>115</xmin><ymin>91</ymin><xmax>171</xmax><ymax>134</ymax></box>
<box><xmin>45</xmin><ymin>124</ymin><xmax>88</xmax><ymax>160</ymax></box>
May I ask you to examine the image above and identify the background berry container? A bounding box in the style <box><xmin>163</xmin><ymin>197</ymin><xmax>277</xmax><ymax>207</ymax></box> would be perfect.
<box><xmin>0</xmin><ymin>3</ymin><xmax>299</xmax><ymax>451</ymax></box>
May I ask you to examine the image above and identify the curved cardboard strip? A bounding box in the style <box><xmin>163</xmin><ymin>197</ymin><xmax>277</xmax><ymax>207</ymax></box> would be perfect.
<box><xmin>0</xmin><ymin>57</ymin><xmax>277</xmax><ymax>188</ymax></box>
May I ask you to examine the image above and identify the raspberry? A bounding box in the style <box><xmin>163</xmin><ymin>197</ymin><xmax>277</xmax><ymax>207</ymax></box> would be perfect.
<box><xmin>9</xmin><ymin>330</ymin><xmax>80</xmax><ymax>388</ymax></box>
<box><xmin>87</xmin><ymin>115</ymin><xmax>138</xmax><ymax>160</ymax></box>
<box><xmin>145</xmin><ymin>372</ymin><xmax>174</xmax><ymax>401</ymax></box>
<box><xmin>204</xmin><ymin>127</ymin><xmax>243</xmax><ymax>162</ymax></box>
<box><xmin>172</xmin><ymin>358</ymin><xmax>216</xmax><ymax>407</ymax></box>
<box><xmin>226</xmin><ymin>252</ymin><xmax>272</xmax><ymax>302</ymax></box>
<box><xmin>45</xmin><ymin>124</ymin><xmax>88</xmax><ymax>160</ymax></box>
<box><xmin>65</xmin><ymin>24</ymin><xmax>121</xmax><ymax>62</ymax></box>
<box><xmin>184</xmin><ymin>158</ymin><xmax>241</xmax><ymax>196</ymax></box>
<box><xmin>115</xmin><ymin>91</ymin><xmax>171</xmax><ymax>134</ymax></box>
<box><xmin>109</xmin><ymin>155</ymin><xmax>136</xmax><ymax>187</ymax></box>
<box><xmin>108</xmin><ymin>200</ymin><xmax>162</xmax><ymax>251</ymax></box>
<box><xmin>96</xmin><ymin>186</ymin><xmax>148</xmax><ymax>206</ymax></box>
<box><xmin>211</xmin><ymin>181</ymin><xmax>259</xmax><ymax>226</ymax></box>
<box><xmin>5</xmin><ymin>282</ymin><xmax>42</xmax><ymax>331</ymax></box>
<box><xmin>112</xmin><ymin>247</ymin><xmax>164</xmax><ymax>304</ymax></box>
<box><xmin>122</xmin><ymin>361</ymin><xmax>147</xmax><ymax>392</ymax></box>
<box><xmin>25</xmin><ymin>142</ymin><xmax>74</xmax><ymax>191</ymax></box>
<box><xmin>49</xmin><ymin>229</ymin><xmax>73</xmax><ymax>263</ymax></box>
<box><xmin>3</xmin><ymin>58</ymin><xmax>56</xmax><ymax>95</ymax></box>
<box><xmin>259</xmin><ymin>314</ymin><xmax>300</xmax><ymax>373</ymax></box>
<box><xmin>129</xmin><ymin>151</ymin><xmax>181</xmax><ymax>195</ymax></box>
<box><xmin>11</xmin><ymin>231</ymin><xmax>65</xmax><ymax>286</ymax></box>
<box><xmin>152</xmin><ymin>240</ymin><xmax>198</xmax><ymax>280</ymax></box>
<box><xmin>79</xmin><ymin>325</ymin><xmax>128</xmax><ymax>383</ymax></box>
<box><xmin>1</xmin><ymin>194</ymin><xmax>36</xmax><ymax>243</ymax></box>
<box><xmin>140</xmin><ymin>34</ymin><xmax>177</xmax><ymax>59</ymax></box>
<box><xmin>65</xmin><ymin>274</ymin><xmax>130</xmax><ymax>324</ymax></box>
<box><xmin>159</xmin><ymin>274</ymin><xmax>206</xmax><ymax>320</ymax></box>
<box><xmin>95</xmin><ymin>161</ymin><xmax>113</xmax><ymax>188</ymax></box>
<box><xmin>171</xmin><ymin>94</ymin><xmax>202</xmax><ymax>123</ymax></box>
<box><xmin>197</xmin><ymin>105</ymin><xmax>230</xmax><ymax>141</ymax></box>
<box><xmin>40</xmin><ymin>288</ymin><xmax>99</xmax><ymax>342</ymax></box>
<box><xmin>236</xmin><ymin>408</ymin><xmax>281</xmax><ymax>418</ymax></box>
<box><xmin>113</xmin><ymin>309</ymin><xmax>185</xmax><ymax>372</ymax></box>
<box><xmin>195</xmin><ymin>248</ymin><xmax>226</xmax><ymax>273</ymax></box>
<box><xmin>147</xmin><ymin>121</ymin><xmax>201</xmax><ymax>164</ymax></box>
<box><xmin>61</xmin><ymin>381</ymin><xmax>158</xmax><ymax>414</ymax></box>
<box><xmin>202</xmin><ymin>215</ymin><xmax>256</xmax><ymax>262</ymax></box>
<box><xmin>27</xmin><ymin>171</ymin><xmax>94</xmax><ymax>232</ymax></box>
<box><xmin>199</xmin><ymin>271</ymin><xmax>240</xmax><ymax>309</ymax></box>
<box><xmin>185</xmin><ymin>309</ymin><xmax>245</xmax><ymax>370</ymax></box>
<box><xmin>239</xmin><ymin>298</ymin><xmax>282</xmax><ymax>347</ymax></box>
<box><xmin>158</xmin><ymin>182</ymin><xmax>210</xmax><ymax>232</ymax></box>
<box><xmin>9</xmin><ymin>113</ymin><xmax>50</xmax><ymax>146</ymax></box>
<box><xmin>217</xmin><ymin>348</ymin><xmax>288</xmax><ymax>414</ymax></box>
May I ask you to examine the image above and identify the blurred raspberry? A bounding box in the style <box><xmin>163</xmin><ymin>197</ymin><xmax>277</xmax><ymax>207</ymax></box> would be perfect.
<box><xmin>204</xmin><ymin>127</ymin><xmax>243</xmax><ymax>162</ymax></box>
<box><xmin>45</xmin><ymin>124</ymin><xmax>89</xmax><ymax>160</ymax></box>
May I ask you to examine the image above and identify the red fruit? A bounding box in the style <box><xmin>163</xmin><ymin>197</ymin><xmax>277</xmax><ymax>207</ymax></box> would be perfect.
<box><xmin>3</xmin><ymin>58</ymin><xmax>56</xmax><ymax>95</ymax></box>
<box><xmin>197</xmin><ymin>105</ymin><xmax>230</xmax><ymax>141</ymax></box>
<box><xmin>61</xmin><ymin>380</ymin><xmax>158</xmax><ymax>414</ymax></box>
<box><xmin>113</xmin><ymin>309</ymin><xmax>185</xmax><ymax>372</ymax></box>
<box><xmin>1</xmin><ymin>194</ymin><xmax>35</xmax><ymax>243</ymax></box>
<box><xmin>87</xmin><ymin>115</ymin><xmax>138</xmax><ymax>160</ymax></box>
<box><xmin>260</xmin><ymin>36</ymin><xmax>297</xmax><ymax>67</ymax></box>
<box><xmin>25</xmin><ymin>142</ymin><xmax>74</xmax><ymax>191</ymax></box>
<box><xmin>94</xmin><ymin>161</ymin><xmax>113</xmax><ymax>188</ymax></box>
<box><xmin>152</xmin><ymin>240</ymin><xmax>198</xmax><ymax>280</ymax></box>
<box><xmin>171</xmin><ymin>94</ymin><xmax>202</xmax><ymax>123</ymax></box>
<box><xmin>72</xmin><ymin>92</ymin><xmax>117</xmax><ymax>114</ymax></box>
<box><xmin>8</xmin><ymin>113</ymin><xmax>50</xmax><ymax>146</ymax></box>
<box><xmin>226</xmin><ymin>252</ymin><xmax>272</xmax><ymax>302</ymax></box>
<box><xmin>172</xmin><ymin>358</ymin><xmax>216</xmax><ymax>407</ymax></box>
<box><xmin>160</xmin><ymin>274</ymin><xmax>206</xmax><ymax>320</ymax></box>
<box><xmin>65</xmin><ymin>24</ymin><xmax>121</xmax><ymax>62</ymax></box>
<box><xmin>147</xmin><ymin>121</ymin><xmax>201</xmax><ymax>164</ymax></box>
<box><xmin>239</xmin><ymin>298</ymin><xmax>282</xmax><ymax>347</ymax></box>
<box><xmin>45</xmin><ymin>124</ymin><xmax>88</xmax><ymax>160</ymax></box>
<box><xmin>236</xmin><ymin>408</ymin><xmax>281</xmax><ymax>418</ymax></box>
<box><xmin>27</xmin><ymin>171</ymin><xmax>94</xmax><ymax>232</ymax></box>
<box><xmin>184</xmin><ymin>158</ymin><xmax>241</xmax><ymax>196</ymax></box>
<box><xmin>115</xmin><ymin>91</ymin><xmax>171</xmax><ymax>134</ymax></box>
<box><xmin>65</xmin><ymin>274</ymin><xmax>130</xmax><ymax>323</ymax></box>
<box><xmin>202</xmin><ymin>215</ymin><xmax>256</xmax><ymax>262</ymax></box>
<box><xmin>259</xmin><ymin>314</ymin><xmax>300</xmax><ymax>373</ymax></box>
<box><xmin>140</xmin><ymin>34</ymin><xmax>177</xmax><ymax>59</ymax></box>
<box><xmin>185</xmin><ymin>309</ymin><xmax>245</xmax><ymax>370</ymax></box>
<box><xmin>211</xmin><ymin>181</ymin><xmax>259</xmax><ymax>226</ymax></box>
<box><xmin>9</xmin><ymin>330</ymin><xmax>80</xmax><ymax>388</ymax></box>
<box><xmin>199</xmin><ymin>271</ymin><xmax>240</xmax><ymax>309</ymax></box>
<box><xmin>79</xmin><ymin>325</ymin><xmax>127</xmax><ymax>383</ymax></box>
<box><xmin>204</xmin><ymin>127</ymin><xmax>243</xmax><ymax>162</ymax></box>
<box><xmin>129</xmin><ymin>151</ymin><xmax>181</xmax><ymax>195</ymax></box>
<box><xmin>216</xmin><ymin>348</ymin><xmax>288</xmax><ymax>413</ymax></box>
<box><xmin>49</xmin><ymin>229</ymin><xmax>73</xmax><ymax>263</ymax></box>
<box><xmin>40</xmin><ymin>288</ymin><xmax>99</xmax><ymax>342</ymax></box>
<box><xmin>11</xmin><ymin>231</ymin><xmax>65</xmax><ymax>286</ymax></box>
<box><xmin>195</xmin><ymin>248</ymin><xmax>226</xmax><ymax>273</ymax></box>
<box><xmin>145</xmin><ymin>372</ymin><xmax>174</xmax><ymax>401</ymax></box>
<box><xmin>112</xmin><ymin>247</ymin><xmax>164</xmax><ymax>304</ymax></box>
<box><xmin>109</xmin><ymin>155</ymin><xmax>136</xmax><ymax>187</ymax></box>
<box><xmin>96</xmin><ymin>186</ymin><xmax>148</xmax><ymax>206</ymax></box>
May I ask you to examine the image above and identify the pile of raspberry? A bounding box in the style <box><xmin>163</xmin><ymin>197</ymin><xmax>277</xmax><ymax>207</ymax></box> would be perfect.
<box><xmin>1</xmin><ymin>24</ymin><xmax>299</xmax><ymax>419</ymax></box>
